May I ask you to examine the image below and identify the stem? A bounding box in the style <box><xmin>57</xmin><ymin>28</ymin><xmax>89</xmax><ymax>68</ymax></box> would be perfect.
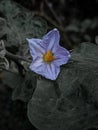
<box><xmin>44</xmin><ymin>0</ymin><xmax>62</xmax><ymax>25</ymax></box>
<box><xmin>5</xmin><ymin>51</ymin><xmax>31</xmax><ymax>63</ymax></box>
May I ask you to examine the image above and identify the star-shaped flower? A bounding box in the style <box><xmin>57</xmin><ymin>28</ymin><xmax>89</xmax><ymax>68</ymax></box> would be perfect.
<box><xmin>27</xmin><ymin>28</ymin><xmax>70</xmax><ymax>80</ymax></box>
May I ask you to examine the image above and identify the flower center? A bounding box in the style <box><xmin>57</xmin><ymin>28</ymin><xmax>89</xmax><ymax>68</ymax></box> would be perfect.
<box><xmin>43</xmin><ymin>50</ymin><xmax>54</xmax><ymax>62</ymax></box>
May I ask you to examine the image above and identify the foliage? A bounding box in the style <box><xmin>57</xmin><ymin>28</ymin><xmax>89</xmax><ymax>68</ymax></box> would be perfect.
<box><xmin>27</xmin><ymin>43</ymin><xmax>98</xmax><ymax>130</ymax></box>
<box><xmin>0</xmin><ymin>0</ymin><xmax>47</xmax><ymax>53</ymax></box>
<box><xmin>2</xmin><ymin>70</ymin><xmax>37</xmax><ymax>102</ymax></box>
<box><xmin>0</xmin><ymin>40</ymin><xmax>9</xmax><ymax>70</ymax></box>
<box><xmin>0</xmin><ymin>0</ymin><xmax>47</xmax><ymax>102</ymax></box>
<box><xmin>65</xmin><ymin>18</ymin><xmax>98</xmax><ymax>45</ymax></box>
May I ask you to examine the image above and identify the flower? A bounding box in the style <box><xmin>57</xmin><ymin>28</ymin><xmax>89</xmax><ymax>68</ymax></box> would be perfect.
<box><xmin>27</xmin><ymin>28</ymin><xmax>70</xmax><ymax>80</ymax></box>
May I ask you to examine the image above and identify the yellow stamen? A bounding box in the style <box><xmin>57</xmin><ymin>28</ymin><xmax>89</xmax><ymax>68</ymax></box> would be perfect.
<box><xmin>43</xmin><ymin>50</ymin><xmax>54</xmax><ymax>62</ymax></box>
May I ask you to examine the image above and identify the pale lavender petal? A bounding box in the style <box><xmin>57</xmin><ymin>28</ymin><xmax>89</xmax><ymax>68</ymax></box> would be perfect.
<box><xmin>30</xmin><ymin>58</ymin><xmax>45</xmax><ymax>74</ymax></box>
<box><xmin>53</xmin><ymin>46</ymin><xmax>70</xmax><ymax>66</ymax></box>
<box><xmin>30</xmin><ymin>58</ymin><xmax>60</xmax><ymax>80</ymax></box>
<box><xmin>44</xmin><ymin>63</ymin><xmax>60</xmax><ymax>80</ymax></box>
<box><xmin>42</xmin><ymin>28</ymin><xmax>60</xmax><ymax>53</ymax></box>
<box><xmin>27</xmin><ymin>38</ymin><xmax>45</xmax><ymax>60</ymax></box>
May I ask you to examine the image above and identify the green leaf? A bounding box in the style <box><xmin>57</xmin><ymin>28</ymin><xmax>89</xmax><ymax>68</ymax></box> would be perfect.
<box><xmin>0</xmin><ymin>0</ymin><xmax>47</xmax><ymax>51</ymax></box>
<box><xmin>0</xmin><ymin>17</ymin><xmax>6</xmax><ymax>38</ymax></box>
<box><xmin>27</xmin><ymin>43</ymin><xmax>98</xmax><ymax>130</ymax></box>
<box><xmin>71</xmin><ymin>42</ymin><xmax>98</xmax><ymax>68</ymax></box>
<box><xmin>12</xmin><ymin>72</ymin><xmax>37</xmax><ymax>102</ymax></box>
<box><xmin>2</xmin><ymin>70</ymin><xmax>37</xmax><ymax>102</ymax></box>
<box><xmin>2</xmin><ymin>70</ymin><xmax>22</xmax><ymax>89</ymax></box>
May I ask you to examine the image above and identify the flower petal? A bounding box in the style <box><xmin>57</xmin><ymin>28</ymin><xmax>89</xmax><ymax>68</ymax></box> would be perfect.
<box><xmin>44</xmin><ymin>63</ymin><xmax>60</xmax><ymax>80</ymax></box>
<box><xmin>27</xmin><ymin>38</ymin><xmax>45</xmax><ymax>60</ymax></box>
<box><xmin>42</xmin><ymin>28</ymin><xmax>60</xmax><ymax>53</ymax></box>
<box><xmin>27</xmin><ymin>29</ymin><xmax>70</xmax><ymax>80</ymax></box>
<box><xmin>30</xmin><ymin>58</ymin><xmax>60</xmax><ymax>80</ymax></box>
<box><xmin>53</xmin><ymin>46</ymin><xmax>70</xmax><ymax>66</ymax></box>
<box><xmin>30</xmin><ymin>58</ymin><xmax>45</xmax><ymax>74</ymax></box>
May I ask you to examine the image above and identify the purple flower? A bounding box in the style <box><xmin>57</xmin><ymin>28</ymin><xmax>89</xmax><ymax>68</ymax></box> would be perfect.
<box><xmin>27</xmin><ymin>28</ymin><xmax>70</xmax><ymax>80</ymax></box>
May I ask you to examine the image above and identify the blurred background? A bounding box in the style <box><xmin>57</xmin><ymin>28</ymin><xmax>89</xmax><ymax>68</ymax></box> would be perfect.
<box><xmin>14</xmin><ymin>0</ymin><xmax>98</xmax><ymax>49</ymax></box>
<box><xmin>0</xmin><ymin>0</ymin><xmax>98</xmax><ymax>130</ymax></box>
